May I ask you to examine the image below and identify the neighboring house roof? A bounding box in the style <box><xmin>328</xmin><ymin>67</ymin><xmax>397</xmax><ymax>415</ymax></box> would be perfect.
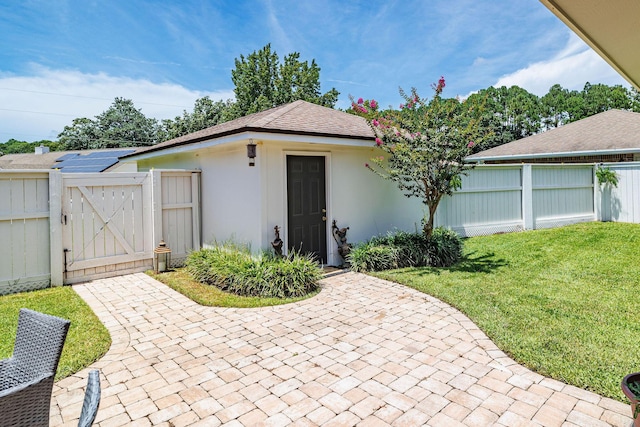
<box><xmin>0</xmin><ymin>148</ymin><xmax>135</xmax><ymax>172</ymax></box>
<box><xmin>467</xmin><ymin>109</ymin><xmax>640</xmax><ymax>162</ymax></box>
<box><xmin>126</xmin><ymin>100</ymin><xmax>374</xmax><ymax>158</ymax></box>
<box><xmin>540</xmin><ymin>0</ymin><xmax>640</xmax><ymax>90</ymax></box>
<box><xmin>0</xmin><ymin>151</ymin><xmax>70</xmax><ymax>170</ymax></box>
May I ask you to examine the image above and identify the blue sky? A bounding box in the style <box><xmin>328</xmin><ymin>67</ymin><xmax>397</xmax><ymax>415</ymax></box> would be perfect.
<box><xmin>0</xmin><ymin>0</ymin><xmax>628</xmax><ymax>142</ymax></box>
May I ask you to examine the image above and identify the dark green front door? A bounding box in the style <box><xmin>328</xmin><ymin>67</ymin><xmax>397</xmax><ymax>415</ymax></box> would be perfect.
<box><xmin>287</xmin><ymin>155</ymin><xmax>327</xmax><ymax>263</ymax></box>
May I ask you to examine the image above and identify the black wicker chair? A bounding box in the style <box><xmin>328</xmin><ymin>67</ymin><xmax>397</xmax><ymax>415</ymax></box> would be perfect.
<box><xmin>0</xmin><ymin>308</ymin><xmax>71</xmax><ymax>427</ymax></box>
<box><xmin>77</xmin><ymin>370</ymin><xmax>101</xmax><ymax>427</ymax></box>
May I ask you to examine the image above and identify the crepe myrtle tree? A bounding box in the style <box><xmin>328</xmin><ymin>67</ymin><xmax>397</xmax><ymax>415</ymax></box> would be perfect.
<box><xmin>351</xmin><ymin>77</ymin><xmax>488</xmax><ymax>237</ymax></box>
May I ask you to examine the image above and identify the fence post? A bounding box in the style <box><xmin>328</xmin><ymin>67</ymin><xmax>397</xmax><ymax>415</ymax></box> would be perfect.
<box><xmin>49</xmin><ymin>170</ymin><xmax>64</xmax><ymax>286</ymax></box>
<box><xmin>522</xmin><ymin>164</ymin><xmax>534</xmax><ymax>230</ymax></box>
<box><xmin>191</xmin><ymin>172</ymin><xmax>201</xmax><ymax>250</ymax></box>
<box><xmin>151</xmin><ymin>170</ymin><xmax>162</xmax><ymax>247</ymax></box>
<box><xmin>593</xmin><ymin>165</ymin><xmax>602</xmax><ymax>221</ymax></box>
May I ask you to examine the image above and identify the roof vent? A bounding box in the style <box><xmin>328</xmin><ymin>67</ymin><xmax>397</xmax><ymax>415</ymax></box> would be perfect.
<box><xmin>35</xmin><ymin>145</ymin><xmax>50</xmax><ymax>155</ymax></box>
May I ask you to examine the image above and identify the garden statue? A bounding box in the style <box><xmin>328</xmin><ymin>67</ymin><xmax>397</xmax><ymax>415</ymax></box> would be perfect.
<box><xmin>332</xmin><ymin>220</ymin><xmax>352</xmax><ymax>263</ymax></box>
<box><xmin>271</xmin><ymin>225</ymin><xmax>283</xmax><ymax>257</ymax></box>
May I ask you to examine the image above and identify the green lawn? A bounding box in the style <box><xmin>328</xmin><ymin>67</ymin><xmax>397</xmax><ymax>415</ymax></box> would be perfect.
<box><xmin>0</xmin><ymin>286</ymin><xmax>111</xmax><ymax>380</ymax></box>
<box><xmin>148</xmin><ymin>268</ymin><xmax>319</xmax><ymax>307</ymax></box>
<box><xmin>375</xmin><ymin>222</ymin><xmax>640</xmax><ymax>402</ymax></box>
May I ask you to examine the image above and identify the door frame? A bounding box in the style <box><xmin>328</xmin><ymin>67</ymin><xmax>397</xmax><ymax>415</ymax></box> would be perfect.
<box><xmin>282</xmin><ymin>150</ymin><xmax>332</xmax><ymax>265</ymax></box>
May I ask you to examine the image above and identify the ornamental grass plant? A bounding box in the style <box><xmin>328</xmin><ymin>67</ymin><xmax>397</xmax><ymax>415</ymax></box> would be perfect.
<box><xmin>185</xmin><ymin>243</ymin><xmax>321</xmax><ymax>298</ymax></box>
<box><xmin>349</xmin><ymin>227</ymin><xmax>463</xmax><ymax>272</ymax></box>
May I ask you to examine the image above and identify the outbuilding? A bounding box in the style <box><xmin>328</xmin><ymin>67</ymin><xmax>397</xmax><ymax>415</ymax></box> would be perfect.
<box><xmin>121</xmin><ymin>100</ymin><xmax>423</xmax><ymax>265</ymax></box>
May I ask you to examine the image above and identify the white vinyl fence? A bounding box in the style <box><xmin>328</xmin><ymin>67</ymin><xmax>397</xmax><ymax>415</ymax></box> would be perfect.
<box><xmin>599</xmin><ymin>163</ymin><xmax>640</xmax><ymax>223</ymax></box>
<box><xmin>1</xmin><ymin>163</ymin><xmax>638</xmax><ymax>295</ymax></box>
<box><xmin>1</xmin><ymin>170</ymin><xmax>200</xmax><ymax>294</ymax></box>
<box><xmin>0</xmin><ymin>172</ymin><xmax>51</xmax><ymax>294</ymax></box>
<box><xmin>435</xmin><ymin>163</ymin><xmax>627</xmax><ymax>237</ymax></box>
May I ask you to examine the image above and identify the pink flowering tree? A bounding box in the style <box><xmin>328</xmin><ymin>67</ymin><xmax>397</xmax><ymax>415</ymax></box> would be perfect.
<box><xmin>350</xmin><ymin>78</ymin><xmax>487</xmax><ymax>237</ymax></box>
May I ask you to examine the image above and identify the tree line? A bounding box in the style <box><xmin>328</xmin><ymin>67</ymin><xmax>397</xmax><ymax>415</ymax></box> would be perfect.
<box><xmin>2</xmin><ymin>43</ymin><xmax>639</xmax><ymax>154</ymax></box>
<box><xmin>463</xmin><ymin>83</ymin><xmax>640</xmax><ymax>152</ymax></box>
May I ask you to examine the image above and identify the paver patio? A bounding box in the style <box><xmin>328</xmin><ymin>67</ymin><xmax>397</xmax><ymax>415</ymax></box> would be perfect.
<box><xmin>50</xmin><ymin>272</ymin><xmax>632</xmax><ymax>426</ymax></box>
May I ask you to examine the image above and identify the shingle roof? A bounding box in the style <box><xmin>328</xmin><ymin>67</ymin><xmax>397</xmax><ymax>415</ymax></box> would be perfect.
<box><xmin>467</xmin><ymin>109</ymin><xmax>640</xmax><ymax>161</ymax></box>
<box><xmin>0</xmin><ymin>151</ymin><xmax>67</xmax><ymax>169</ymax></box>
<box><xmin>0</xmin><ymin>148</ymin><xmax>134</xmax><ymax>171</ymax></box>
<box><xmin>128</xmin><ymin>100</ymin><xmax>374</xmax><ymax>157</ymax></box>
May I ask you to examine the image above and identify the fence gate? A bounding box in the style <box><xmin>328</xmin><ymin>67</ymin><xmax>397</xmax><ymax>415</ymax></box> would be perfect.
<box><xmin>154</xmin><ymin>170</ymin><xmax>201</xmax><ymax>267</ymax></box>
<box><xmin>61</xmin><ymin>173</ymin><xmax>154</xmax><ymax>284</ymax></box>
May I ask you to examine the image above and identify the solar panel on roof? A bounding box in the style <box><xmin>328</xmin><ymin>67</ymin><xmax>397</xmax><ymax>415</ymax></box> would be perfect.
<box><xmin>85</xmin><ymin>150</ymin><xmax>135</xmax><ymax>158</ymax></box>
<box><xmin>53</xmin><ymin>157</ymin><xmax>119</xmax><ymax>172</ymax></box>
<box><xmin>55</xmin><ymin>153</ymin><xmax>80</xmax><ymax>162</ymax></box>
<box><xmin>51</xmin><ymin>149</ymin><xmax>133</xmax><ymax>172</ymax></box>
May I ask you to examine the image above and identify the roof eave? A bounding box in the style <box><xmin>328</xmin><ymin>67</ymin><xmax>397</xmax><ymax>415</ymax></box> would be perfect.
<box><xmin>125</xmin><ymin>129</ymin><xmax>375</xmax><ymax>162</ymax></box>
<box><xmin>539</xmin><ymin>0</ymin><xmax>640</xmax><ymax>90</ymax></box>
<box><xmin>467</xmin><ymin>147</ymin><xmax>640</xmax><ymax>162</ymax></box>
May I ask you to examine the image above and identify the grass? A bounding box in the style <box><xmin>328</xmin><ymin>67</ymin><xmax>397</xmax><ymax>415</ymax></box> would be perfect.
<box><xmin>0</xmin><ymin>286</ymin><xmax>111</xmax><ymax>380</ymax></box>
<box><xmin>374</xmin><ymin>222</ymin><xmax>640</xmax><ymax>402</ymax></box>
<box><xmin>148</xmin><ymin>268</ymin><xmax>319</xmax><ymax>307</ymax></box>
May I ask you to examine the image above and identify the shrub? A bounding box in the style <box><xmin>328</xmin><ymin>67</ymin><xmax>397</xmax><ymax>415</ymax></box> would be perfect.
<box><xmin>428</xmin><ymin>227</ymin><xmax>463</xmax><ymax>267</ymax></box>
<box><xmin>349</xmin><ymin>243</ymin><xmax>399</xmax><ymax>272</ymax></box>
<box><xmin>185</xmin><ymin>243</ymin><xmax>321</xmax><ymax>298</ymax></box>
<box><xmin>371</xmin><ymin>230</ymin><xmax>431</xmax><ymax>267</ymax></box>
<box><xmin>349</xmin><ymin>227</ymin><xmax>462</xmax><ymax>272</ymax></box>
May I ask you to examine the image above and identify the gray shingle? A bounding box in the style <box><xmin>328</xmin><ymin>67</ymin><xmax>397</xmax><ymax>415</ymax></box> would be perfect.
<box><xmin>128</xmin><ymin>100</ymin><xmax>374</xmax><ymax>157</ymax></box>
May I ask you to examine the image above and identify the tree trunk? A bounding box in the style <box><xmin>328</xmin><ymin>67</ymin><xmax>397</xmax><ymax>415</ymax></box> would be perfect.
<box><xmin>423</xmin><ymin>200</ymin><xmax>439</xmax><ymax>237</ymax></box>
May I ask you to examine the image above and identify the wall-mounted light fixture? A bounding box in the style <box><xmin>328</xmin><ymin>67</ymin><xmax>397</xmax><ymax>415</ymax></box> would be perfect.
<box><xmin>247</xmin><ymin>139</ymin><xmax>257</xmax><ymax>166</ymax></box>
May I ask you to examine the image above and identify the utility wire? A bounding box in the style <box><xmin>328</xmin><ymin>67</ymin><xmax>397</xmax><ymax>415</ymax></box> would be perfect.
<box><xmin>0</xmin><ymin>108</ymin><xmax>77</xmax><ymax>117</ymax></box>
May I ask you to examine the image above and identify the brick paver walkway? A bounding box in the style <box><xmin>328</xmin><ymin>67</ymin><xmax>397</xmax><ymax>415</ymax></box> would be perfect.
<box><xmin>50</xmin><ymin>272</ymin><xmax>632</xmax><ymax>426</ymax></box>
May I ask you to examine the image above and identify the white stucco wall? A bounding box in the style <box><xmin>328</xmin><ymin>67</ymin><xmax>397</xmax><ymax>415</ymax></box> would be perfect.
<box><xmin>199</xmin><ymin>145</ymin><xmax>261</xmax><ymax>247</ymax></box>
<box><xmin>134</xmin><ymin>136</ymin><xmax>425</xmax><ymax>265</ymax></box>
<box><xmin>108</xmin><ymin>161</ymin><xmax>138</xmax><ymax>172</ymax></box>
<box><xmin>259</xmin><ymin>140</ymin><xmax>423</xmax><ymax>265</ymax></box>
<box><xmin>136</xmin><ymin>145</ymin><xmax>262</xmax><ymax>249</ymax></box>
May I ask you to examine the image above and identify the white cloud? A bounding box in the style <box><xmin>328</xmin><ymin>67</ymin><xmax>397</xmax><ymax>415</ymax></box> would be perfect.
<box><xmin>492</xmin><ymin>33</ymin><xmax>629</xmax><ymax>96</ymax></box>
<box><xmin>0</xmin><ymin>65</ymin><xmax>234</xmax><ymax>142</ymax></box>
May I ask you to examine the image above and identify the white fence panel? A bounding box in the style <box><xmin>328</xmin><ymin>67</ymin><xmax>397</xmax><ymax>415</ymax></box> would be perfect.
<box><xmin>157</xmin><ymin>171</ymin><xmax>201</xmax><ymax>267</ymax></box>
<box><xmin>436</xmin><ymin>166</ymin><xmax>523</xmax><ymax>236</ymax></box>
<box><xmin>606</xmin><ymin>163</ymin><xmax>640</xmax><ymax>223</ymax></box>
<box><xmin>532</xmin><ymin>165</ymin><xmax>595</xmax><ymax>229</ymax></box>
<box><xmin>435</xmin><ymin>164</ymin><xmax>598</xmax><ymax>236</ymax></box>
<box><xmin>0</xmin><ymin>172</ymin><xmax>50</xmax><ymax>295</ymax></box>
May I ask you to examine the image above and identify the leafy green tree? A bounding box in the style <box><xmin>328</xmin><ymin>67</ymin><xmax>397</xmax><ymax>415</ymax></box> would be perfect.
<box><xmin>94</xmin><ymin>98</ymin><xmax>161</xmax><ymax>148</ymax></box>
<box><xmin>629</xmin><ymin>87</ymin><xmax>640</xmax><ymax>112</ymax></box>
<box><xmin>0</xmin><ymin>139</ymin><xmax>63</xmax><ymax>155</ymax></box>
<box><xmin>465</xmin><ymin>86</ymin><xmax>541</xmax><ymax>151</ymax></box>
<box><xmin>540</xmin><ymin>82</ymin><xmax>634</xmax><ymax>131</ymax></box>
<box><xmin>540</xmin><ymin>84</ymin><xmax>571</xmax><ymax>130</ymax></box>
<box><xmin>58</xmin><ymin>118</ymin><xmax>100</xmax><ymax>150</ymax></box>
<box><xmin>351</xmin><ymin>78</ymin><xmax>489</xmax><ymax>237</ymax></box>
<box><xmin>580</xmin><ymin>82</ymin><xmax>631</xmax><ymax>117</ymax></box>
<box><xmin>228</xmin><ymin>44</ymin><xmax>339</xmax><ymax>119</ymax></box>
<box><xmin>163</xmin><ymin>97</ymin><xmax>234</xmax><ymax>140</ymax></box>
<box><xmin>58</xmin><ymin>98</ymin><xmax>162</xmax><ymax>149</ymax></box>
